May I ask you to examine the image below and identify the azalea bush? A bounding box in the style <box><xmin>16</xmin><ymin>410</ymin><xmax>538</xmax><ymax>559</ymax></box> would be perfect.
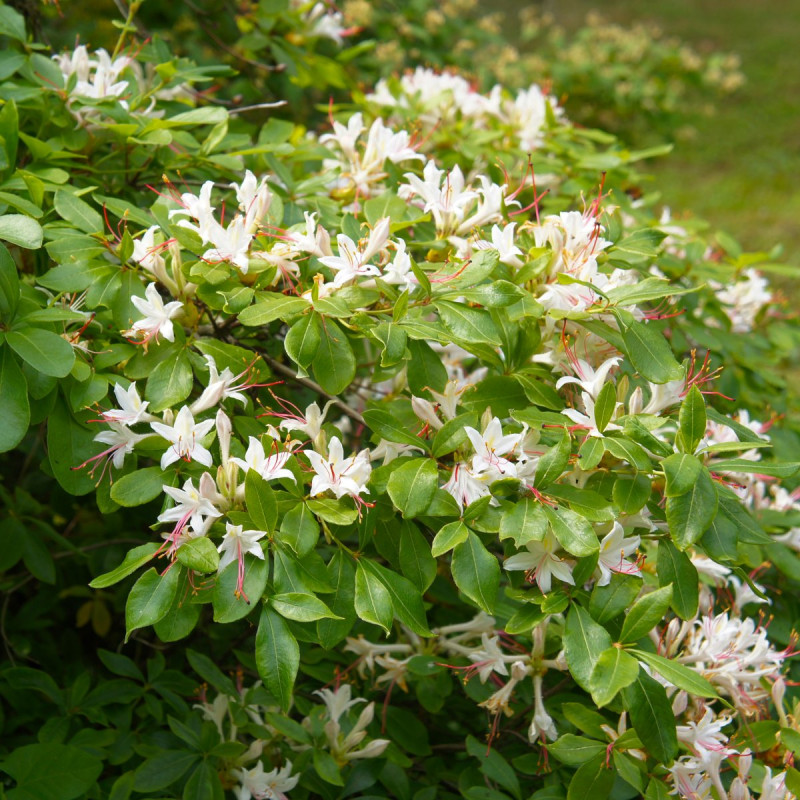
<box><xmin>1</xmin><ymin>2</ymin><xmax>800</xmax><ymax>800</ymax></box>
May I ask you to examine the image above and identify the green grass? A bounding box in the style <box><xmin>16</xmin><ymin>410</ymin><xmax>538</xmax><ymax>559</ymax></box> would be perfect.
<box><xmin>499</xmin><ymin>0</ymin><xmax>800</xmax><ymax>265</ymax></box>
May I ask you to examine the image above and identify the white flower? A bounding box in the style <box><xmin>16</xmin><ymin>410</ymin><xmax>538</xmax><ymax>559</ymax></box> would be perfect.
<box><xmin>169</xmin><ymin>181</ymin><xmax>217</xmax><ymax>241</ymax></box>
<box><xmin>442</xmin><ymin>462</ymin><xmax>491</xmax><ymax>509</ymax></box>
<box><xmin>468</xmin><ymin>633</ymin><xmax>515</xmax><ymax>682</ymax></box>
<box><xmin>595</xmin><ymin>522</ymin><xmax>641</xmax><ymax>586</ymax></box>
<box><xmin>231</xmin><ymin>437</ymin><xmax>296</xmax><ymax>483</ymax></box>
<box><xmin>131</xmin><ymin>226</ymin><xmax>166</xmax><ymax>275</ymax></box>
<box><xmin>306</xmin><ymin>437</ymin><xmax>371</xmax><ymax>501</ymax></box>
<box><xmin>555</xmin><ymin>356</ymin><xmax>622</xmax><ymax>400</ymax></box>
<box><xmin>381</xmin><ymin>239</ymin><xmax>417</xmax><ymax>290</ymax></box>
<box><xmin>714</xmin><ymin>268</ymin><xmax>771</xmax><ymax>332</ymax></box>
<box><xmin>277</xmin><ymin>400</ymin><xmax>333</xmax><ymax>445</ymax></box>
<box><xmin>504</xmin><ymin>530</ymin><xmax>575</xmax><ymax>594</ymax></box>
<box><xmin>464</xmin><ymin>417</ymin><xmax>525</xmax><ymax>480</ymax></box>
<box><xmin>190</xmin><ymin>355</ymin><xmax>250</xmax><ymax>414</ymax></box>
<box><xmin>315</xmin><ymin>684</ymin><xmax>365</xmax><ymax>724</ymax></box>
<box><xmin>473</xmin><ymin>223</ymin><xmax>524</xmax><ymax>267</ymax></box>
<box><xmin>158</xmin><ymin>475</ymin><xmax>222</xmax><ymax>537</ymax></box>
<box><xmin>233</xmin><ymin>760</ymin><xmax>298</xmax><ymax>800</ymax></box>
<box><xmin>217</xmin><ymin>522</ymin><xmax>267</xmax><ymax>572</ymax></box>
<box><xmin>87</xmin><ymin>422</ymin><xmax>147</xmax><ymax>473</ymax></box>
<box><xmin>101</xmin><ymin>382</ymin><xmax>155</xmax><ymax>425</ymax></box>
<box><xmin>127</xmin><ymin>282</ymin><xmax>183</xmax><ymax>344</ymax></box>
<box><xmin>202</xmin><ymin>216</ymin><xmax>254</xmax><ymax>273</ymax></box>
<box><xmin>231</xmin><ymin>170</ymin><xmax>272</xmax><ymax>233</ymax></box>
<box><xmin>150</xmin><ymin>406</ymin><xmax>215</xmax><ymax>470</ymax></box>
<box><xmin>676</xmin><ymin>708</ymin><xmax>735</xmax><ymax>765</ymax></box>
<box><xmin>318</xmin><ymin>218</ymin><xmax>390</xmax><ymax>288</ymax></box>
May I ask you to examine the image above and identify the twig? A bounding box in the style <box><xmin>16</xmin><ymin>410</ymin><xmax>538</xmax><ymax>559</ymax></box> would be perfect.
<box><xmin>262</xmin><ymin>355</ymin><xmax>365</xmax><ymax>427</ymax></box>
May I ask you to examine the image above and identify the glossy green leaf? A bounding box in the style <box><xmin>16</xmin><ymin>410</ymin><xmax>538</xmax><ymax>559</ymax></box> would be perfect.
<box><xmin>176</xmin><ymin>537</ymin><xmax>219</xmax><ymax>573</ymax></box>
<box><xmin>621</xmin><ymin>671</ymin><xmax>678</xmax><ymax>763</ymax></box>
<box><xmin>544</xmin><ymin>505</ymin><xmax>598</xmax><ymax>557</ymax></box>
<box><xmin>110</xmin><ymin>466</ymin><xmax>167</xmax><ymax>507</ymax></box>
<box><xmin>534</xmin><ymin>429</ymin><xmax>570</xmax><ymax>488</ymax></box>
<box><xmin>588</xmin><ymin>646</ymin><xmax>640</xmax><ymax>706</ymax></box>
<box><xmin>564</xmin><ymin>605</ymin><xmax>612</xmax><ymax>691</ymax></box>
<box><xmin>54</xmin><ymin>190</ymin><xmax>104</xmax><ymax>233</ymax></box>
<box><xmin>0</xmin><ymin>346</ymin><xmax>29</xmax><ymax>452</ymax></box>
<box><xmin>666</xmin><ymin>467</ymin><xmax>718</xmax><ymax>549</ymax></box>
<box><xmin>125</xmin><ymin>566</ymin><xmax>182</xmax><ymax>640</ymax></box>
<box><xmin>212</xmin><ymin>554</ymin><xmax>269</xmax><ymax>622</ymax></box>
<box><xmin>451</xmin><ymin>531</ymin><xmax>499</xmax><ymax>613</ymax></box>
<box><xmin>284</xmin><ymin>312</ymin><xmax>321</xmax><ymax>368</ymax></box>
<box><xmin>678</xmin><ymin>385</ymin><xmax>705</xmax><ymax>453</ymax></box>
<box><xmin>89</xmin><ymin>543</ymin><xmax>160</xmax><ymax>588</ymax></box>
<box><xmin>657</xmin><ymin>540</ymin><xmax>699</xmax><ymax>619</ymax></box>
<box><xmin>245</xmin><ymin>469</ymin><xmax>277</xmax><ymax>532</ymax></box>
<box><xmin>499</xmin><ymin>498</ymin><xmax>548</xmax><ymax>547</ymax></box>
<box><xmin>387</xmin><ymin>457</ymin><xmax>438</xmax><ymax>518</ymax></box>
<box><xmin>311</xmin><ymin>319</ymin><xmax>356</xmax><ymax>395</ymax></box>
<box><xmin>354</xmin><ymin>562</ymin><xmax>393</xmax><ymax>633</ymax></box>
<box><xmin>630</xmin><ymin>649</ymin><xmax>719</xmax><ymax>698</ymax></box>
<box><xmin>270</xmin><ymin>591</ymin><xmax>340</xmax><ymax>621</ymax></box>
<box><xmin>255</xmin><ymin>605</ymin><xmax>299</xmax><ymax>711</ymax></box>
<box><xmin>6</xmin><ymin>327</ymin><xmax>75</xmax><ymax>378</ymax></box>
<box><xmin>619</xmin><ymin>585</ymin><xmax>673</xmax><ymax>643</ymax></box>
<box><xmin>0</xmin><ymin>213</ymin><xmax>43</xmax><ymax>249</ymax></box>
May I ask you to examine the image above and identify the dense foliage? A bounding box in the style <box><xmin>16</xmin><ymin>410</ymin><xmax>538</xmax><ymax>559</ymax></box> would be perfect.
<box><xmin>0</xmin><ymin>2</ymin><xmax>799</xmax><ymax>800</ymax></box>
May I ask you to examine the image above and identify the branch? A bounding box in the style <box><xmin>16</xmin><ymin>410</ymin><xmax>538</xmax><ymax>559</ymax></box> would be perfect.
<box><xmin>262</xmin><ymin>355</ymin><xmax>365</xmax><ymax>428</ymax></box>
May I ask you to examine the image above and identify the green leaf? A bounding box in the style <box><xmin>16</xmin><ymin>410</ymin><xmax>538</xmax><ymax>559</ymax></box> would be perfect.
<box><xmin>666</xmin><ymin>467</ymin><xmax>718</xmax><ymax>549</ymax></box>
<box><xmin>564</xmin><ymin>605</ymin><xmax>612</xmax><ymax>691</ymax></box>
<box><xmin>534</xmin><ymin>429</ymin><xmax>570</xmax><ymax>488</ymax></box>
<box><xmin>255</xmin><ymin>605</ymin><xmax>299</xmax><ymax>711</ymax></box>
<box><xmin>612</xmin><ymin>473</ymin><xmax>651</xmax><ymax>513</ymax></box>
<box><xmin>363</xmin><ymin>559</ymin><xmax>431</xmax><ymax>636</ymax></box>
<box><xmin>363</xmin><ymin>408</ymin><xmax>431</xmax><ymax>452</ymax></box>
<box><xmin>212</xmin><ymin>554</ymin><xmax>269</xmax><ymax>623</ymax></box>
<box><xmin>354</xmin><ymin>562</ymin><xmax>393</xmax><ymax>633</ymax></box>
<box><xmin>431</xmin><ymin>412</ymin><xmax>478</xmax><ymax>457</ymax></box>
<box><xmin>588</xmin><ymin>573</ymin><xmax>641</xmax><ymax>624</ymax></box>
<box><xmin>593</xmin><ymin>382</ymin><xmax>617</xmax><ymax>434</ymax></box>
<box><xmin>451</xmin><ymin>532</ymin><xmax>500</xmax><ymax>613</ymax></box>
<box><xmin>176</xmin><ymin>537</ymin><xmax>219</xmax><ymax>573</ymax></box>
<box><xmin>145</xmin><ymin>349</ymin><xmax>193</xmax><ymax>412</ymax></box>
<box><xmin>431</xmin><ymin>519</ymin><xmax>470</xmax><ymax>557</ymax></box>
<box><xmin>125</xmin><ymin>566</ymin><xmax>182</xmax><ymax>640</ymax></box>
<box><xmin>0</xmin><ymin>346</ymin><xmax>29</xmax><ymax>452</ymax></box>
<box><xmin>613</xmin><ymin>309</ymin><xmax>683</xmax><ymax>384</ymax></box>
<box><xmin>678</xmin><ymin>385</ymin><xmax>705</xmax><ymax>453</ymax></box>
<box><xmin>619</xmin><ymin>585</ymin><xmax>673</xmax><ymax>643</ymax></box>
<box><xmin>710</xmin><ymin>459</ymin><xmax>800</xmax><ymax>478</ymax></box>
<box><xmin>278</xmin><ymin>502</ymin><xmax>319</xmax><ymax>557</ymax></box>
<box><xmin>548</xmin><ymin>735</ymin><xmax>607</xmax><ymax>766</ymax></box>
<box><xmin>0</xmin><ymin>241</ymin><xmax>20</xmax><ymax>319</ymax></box>
<box><xmin>317</xmin><ymin>551</ymin><xmax>356</xmax><ymax>649</ymax></box>
<box><xmin>182</xmin><ymin>761</ymin><xmax>223</xmax><ymax>800</ymax></box>
<box><xmin>621</xmin><ymin>672</ymin><xmax>678</xmax><ymax>763</ymax></box>
<box><xmin>466</xmin><ymin>735</ymin><xmax>522</xmax><ymax>800</ymax></box>
<box><xmin>544</xmin><ymin>505</ymin><xmax>598</xmax><ymax>557</ymax></box>
<box><xmin>238</xmin><ymin>294</ymin><xmax>309</xmax><ymax>325</ymax></box>
<box><xmin>505</xmin><ymin>604</ymin><xmax>546</xmax><ymax>634</ymax></box>
<box><xmin>372</xmin><ymin>320</ymin><xmax>408</xmax><ymax>367</ymax></box>
<box><xmin>630</xmin><ymin>650</ymin><xmax>720</xmax><ymax>698</ymax></box>
<box><xmin>153</xmin><ymin>571</ymin><xmax>201</xmax><ymax>642</ymax></box>
<box><xmin>435</xmin><ymin>299</ymin><xmax>501</xmax><ymax>345</ymax></box>
<box><xmin>47</xmin><ymin>402</ymin><xmax>97</xmax><ymax>495</ymax></box>
<box><xmin>387</xmin><ymin>458</ymin><xmax>439</xmax><ymax>518</ymax></box>
<box><xmin>54</xmin><ymin>190</ymin><xmax>104</xmax><ymax>233</ymax></box>
<box><xmin>133</xmin><ymin>751</ymin><xmax>198</xmax><ymax>792</ymax></box>
<box><xmin>499</xmin><ymin>498</ymin><xmax>548</xmax><ymax>547</ymax></box>
<box><xmin>588</xmin><ymin>646</ymin><xmax>640</xmax><ymax>706</ymax></box>
<box><xmin>110</xmin><ymin>466</ymin><xmax>167</xmax><ymax>507</ymax></box>
<box><xmin>406</xmin><ymin>338</ymin><xmax>448</xmax><ymax>394</ymax></box>
<box><xmin>611</xmin><ymin>229</ymin><xmax>667</xmax><ymax>262</ymax></box>
<box><xmin>311</xmin><ymin>319</ymin><xmax>356</xmax><ymax>395</ymax></box>
<box><xmin>399</xmin><ymin>522</ymin><xmax>436</xmax><ymax>591</ymax></box>
<box><xmin>245</xmin><ymin>470</ymin><xmax>277</xmax><ymax>532</ymax></box>
<box><xmin>270</xmin><ymin>591</ymin><xmax>340</xmax><ymax>621</ymax></box>
<box><xmin>566</xmin><ymin>756</ymin><xmax>615</xmax><ymax>800</ymax></box>
<box><xmin>657</xmin><ymin>541</ymin><xmax>699</xmax><ymax>620</ymax></box>
<box><xmin>89</xmin><ymin>543</ymin><xmax>159</xmax><ymax>588</ymax></box>
<box><xmin>6</xmin><ymin>327</ymin><xmax>75</xmax><ymax>377</ymax></box>
<box><xmin>0</xmin><ymin>213</ymin><xmax>43</xmax><ymax>249</ymax></box>
<box><xmin>662</xmin><ymin>453</ymin><xmax>703</xmax><ymax>497</ymax></box>
<box><xmin>306</xmin><ymin>497</ymin><xmax>358</xmax><ymax>526</ymax></box>
<box><xmin>1</xmin><ymin>743</ymin><xmax>102</xmax><ymax>800</ymax></box>
<box><xmin>284</xmin><ymin>313</ymin><xmax>321</xmax><ymax>368</ymax></box>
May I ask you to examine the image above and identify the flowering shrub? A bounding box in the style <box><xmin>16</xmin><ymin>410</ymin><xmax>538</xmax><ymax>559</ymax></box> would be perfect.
<box><xmin>1</xmin><ymin>2</ymin><xmax>799</xmax><ymax>800</ymax></box>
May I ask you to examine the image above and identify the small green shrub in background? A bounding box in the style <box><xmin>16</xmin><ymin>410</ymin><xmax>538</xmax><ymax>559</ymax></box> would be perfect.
<box><xmin>0</xmin><ymin>2</ymin><xmax>798</xmax><ymax>799</ymax></box>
